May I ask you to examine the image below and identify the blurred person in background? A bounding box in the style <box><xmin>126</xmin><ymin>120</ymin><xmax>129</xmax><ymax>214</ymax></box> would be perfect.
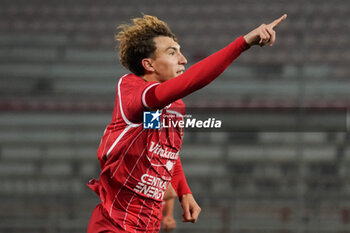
<box><xmin>87</xmin><ymin>14</ymin><xmax>286</xmax><ymax>233</ymax></box>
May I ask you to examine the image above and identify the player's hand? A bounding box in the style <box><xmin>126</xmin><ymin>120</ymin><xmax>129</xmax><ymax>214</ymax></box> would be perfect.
<box><xmin>180</xmin><ymin>194</ymin><xmax>201</xmax><ymax>223</ymax></box>
<box><xmin>161</xmin><ymin>215</ymin><xmax>176</xmax><ymax>232</ymax></box>
<box><xmin>244</xmin><ymin>14</ymin><xmax>287</xmax><ymax>47</ymax></box>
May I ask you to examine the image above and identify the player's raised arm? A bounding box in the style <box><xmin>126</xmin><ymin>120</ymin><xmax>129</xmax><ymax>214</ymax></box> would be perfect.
<box><xmin>243</xmin><ymin>14</ymin><xmax>287</xmax><ymax>47</ymax></box>
<box><xmin>143</xmin><ymin>14</ymin><xmax>287</xmax><ymax>110</ymax></box>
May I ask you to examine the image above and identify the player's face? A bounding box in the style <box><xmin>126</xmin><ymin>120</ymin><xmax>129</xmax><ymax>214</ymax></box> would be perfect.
<box><xmin>150</xmin><ymin>36</ymin><xmax>187</xmax><ymax>82</ymax></box>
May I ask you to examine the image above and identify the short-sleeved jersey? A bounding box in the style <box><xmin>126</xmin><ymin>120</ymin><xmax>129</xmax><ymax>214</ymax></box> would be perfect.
<box><xmin>88</xmin><ymin>74</ymin><xmax>185</xmax><ymax>232</ymax></box>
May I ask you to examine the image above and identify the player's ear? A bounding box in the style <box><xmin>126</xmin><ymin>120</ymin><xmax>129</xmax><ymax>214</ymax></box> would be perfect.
<box><xmin>142</xmin><ymin>58</ymin><xmax>155</xmax><ymax>72</ymax></box>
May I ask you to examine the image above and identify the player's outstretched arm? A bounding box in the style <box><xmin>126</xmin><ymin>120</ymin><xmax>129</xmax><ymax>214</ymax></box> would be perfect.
<box><xmin>143</xmin><ymin>14</ymin><xmax>287</xmax><ymax>110</ymax></box>
<box><xmin>243</xmin><ymin>14</ymin><xmax>287</xmax><ymax>47</ymax></box>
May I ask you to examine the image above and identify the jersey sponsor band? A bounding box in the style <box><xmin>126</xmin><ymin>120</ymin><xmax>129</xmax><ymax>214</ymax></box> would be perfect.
<box><xmin>133</xmin><ymin>173</ymin><xmax>168</xmax><ymax>200</ymax></box>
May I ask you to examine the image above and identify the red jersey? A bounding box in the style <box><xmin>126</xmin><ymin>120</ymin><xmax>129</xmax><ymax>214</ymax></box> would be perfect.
<box><xmin>89</xmin><ymin>74</ymin><xmax>188</xmax><ymax>232</ymax></box>
<box><xmin>88</xmin><ymin>36</ymin><xmax>249</xmax><ymax>232</ymax></box>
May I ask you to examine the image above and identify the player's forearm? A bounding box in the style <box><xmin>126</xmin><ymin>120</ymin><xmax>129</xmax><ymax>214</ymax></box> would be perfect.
<box><xmin>162</xmin><ymin>198</ymin><xmax>175</xmax><ymax>217</ymax></box>
<box><xmin>144</xmin><ymin>36</ymin><xmax>249</xmax><ymax>109</ymax></box>
<box><xmin>164</xmin><ymin>184</ymin><xmax>177</xmax><ymax>200</ymax></box>
<box><xmin>171</xmin><ymin>158</ymin><xmax>192</xmax><ymax>197</ymax></box>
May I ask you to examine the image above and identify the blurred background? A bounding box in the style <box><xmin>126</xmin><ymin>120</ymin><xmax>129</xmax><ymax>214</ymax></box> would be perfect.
<box><xmin>0</xmin><ymin>0</ymin><xmax>349</xmax><ymax>232</ymax></box>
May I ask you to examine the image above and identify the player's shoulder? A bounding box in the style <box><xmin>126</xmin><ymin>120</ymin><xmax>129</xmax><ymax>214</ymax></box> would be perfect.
<box><xmin>119</xmin><ymin>73</ymin><xmax>146</xmax><ymax>87</ymax></box>
<box><xmin>118</xmin><ymin>73</ymin><xmax>161</xmax><ymax>99</ymax></box>
<box><xmin>117</xmin><ymin>73</ymin><xmax>150</xmax><ymax>97</ymax></box>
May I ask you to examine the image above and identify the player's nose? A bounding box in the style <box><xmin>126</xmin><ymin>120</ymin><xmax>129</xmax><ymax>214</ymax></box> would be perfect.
<box><xmin>179</xmin><ymin>53</ymin><xmax>187</xmax><ymax>65</ymax></box>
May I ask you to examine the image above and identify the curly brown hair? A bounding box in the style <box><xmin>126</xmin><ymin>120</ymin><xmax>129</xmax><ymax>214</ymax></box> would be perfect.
<box><xmin>115</xmin><ymin>15</ymin><xmax>177</xmax><ymax>76</ymax></box>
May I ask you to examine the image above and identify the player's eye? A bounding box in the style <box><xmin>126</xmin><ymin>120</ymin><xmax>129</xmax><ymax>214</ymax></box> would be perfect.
<box><xmin>169</xmin><ymin>51</ymin><xmax>175</xmax><ymax>55</ymax></box>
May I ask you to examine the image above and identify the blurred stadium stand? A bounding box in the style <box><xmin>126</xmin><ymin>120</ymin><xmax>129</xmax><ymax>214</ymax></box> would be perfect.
<box><xmin>1</xmin><ymin>0</ymin><xmax>350</xmax><ymax>232</ymax></box>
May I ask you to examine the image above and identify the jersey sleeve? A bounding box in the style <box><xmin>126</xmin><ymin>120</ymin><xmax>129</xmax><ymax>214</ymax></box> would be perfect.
<box><xmin>171</xmin><ymin>157</ymin><xmax>192</xmax><ymax>197</ymax></box>
<box><xmin>143</xmin><ymin>36</ymin><xmax>249</xmax><ymax>110</ymax></box>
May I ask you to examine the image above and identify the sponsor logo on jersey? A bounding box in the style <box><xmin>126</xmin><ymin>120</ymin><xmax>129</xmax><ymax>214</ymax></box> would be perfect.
<box><xmin>134</xmin><ymin>173</ymin><xmax>168</xmax><ymax>200</ymax></box>
<box><xmin>149</xmin><ymin>142</ymin><xmax>179</xmax><ymax>160</ymax></box>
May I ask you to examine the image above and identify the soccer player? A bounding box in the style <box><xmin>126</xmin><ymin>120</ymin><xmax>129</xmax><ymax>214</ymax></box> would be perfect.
<box><xmin>87</xmin><ymin>14</ymin><xmax>287</xmax><ymax>233</ymax></box>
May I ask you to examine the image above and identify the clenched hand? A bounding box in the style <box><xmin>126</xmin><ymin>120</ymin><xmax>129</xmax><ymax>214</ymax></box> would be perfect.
<box><xmin>181</xmin><ymin>194</ymin><xmax>201</xmax><ymax>223</ymax></box>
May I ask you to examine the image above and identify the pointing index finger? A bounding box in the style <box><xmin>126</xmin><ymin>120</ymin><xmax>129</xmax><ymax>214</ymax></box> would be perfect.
<box><xmin>269</xmin><ymin>14</ymin><xmax>287</xmax><ymax>29</ymax></box>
